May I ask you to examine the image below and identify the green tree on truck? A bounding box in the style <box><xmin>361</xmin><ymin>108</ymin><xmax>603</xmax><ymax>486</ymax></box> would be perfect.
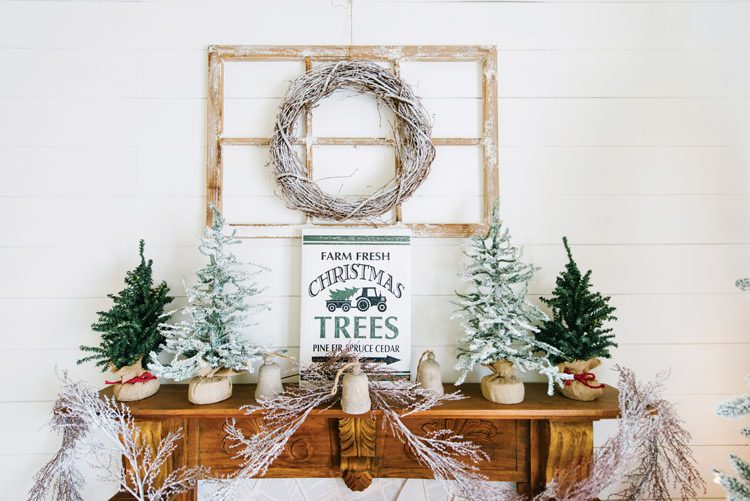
<box><xmin>326</xmin><ymin>287</ymin><xmax>387</xmax><ymax>313</ymax></box>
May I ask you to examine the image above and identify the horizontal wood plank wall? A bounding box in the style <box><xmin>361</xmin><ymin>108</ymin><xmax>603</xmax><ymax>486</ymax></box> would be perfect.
<box><xmin>0</xmin><ymin>0</ymin><xmax>748</xmax><ymax>499</ymax></box>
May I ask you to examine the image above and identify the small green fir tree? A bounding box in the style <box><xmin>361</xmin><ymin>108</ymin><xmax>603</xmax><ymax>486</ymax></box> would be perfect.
<box><xmin>150</xmin><ymin>205</ymin><xmax>268</xmax><ymax>381</ymax></box>
<box><xmin>78</xmin><ymin>240</ymin><xmax>172</xmax><ymax>371</ymax></box>
<box><xmin>713</xmin><ymin>278</ymin><xmax>750</xmax><ymax>501</ymax></box>
<box><xmin>536</xmin><ymin>237</ymin><xmax>617</xmax><ymax>364</ymax></box>
<box><xmin>329</xmin><ymin>287</ymin><xmax>359</xmax><ymax>301</ymax></box>
<box><xmin>453</xmin><ymin>204</ymin><xmax>566</xmax><ymax>394</ymax></box>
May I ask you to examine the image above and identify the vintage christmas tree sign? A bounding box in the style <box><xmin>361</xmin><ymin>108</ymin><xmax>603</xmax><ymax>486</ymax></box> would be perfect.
<box><xmin>299</xmin><ymin>228</ymin><xmax>411</xmax><ymax>378</ymax></box>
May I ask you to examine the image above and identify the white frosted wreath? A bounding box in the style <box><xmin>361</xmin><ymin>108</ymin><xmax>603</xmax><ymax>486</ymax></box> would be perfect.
<box><xmin>270</xmin><ymin>60</ymin><xmax>436</xmax><ymax>221</ymax></box>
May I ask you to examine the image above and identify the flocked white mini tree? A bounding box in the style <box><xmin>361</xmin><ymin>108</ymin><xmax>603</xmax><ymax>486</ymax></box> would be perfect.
<box><xmin>712</xmin><ymin>277</ymin><xmax>750</xmax><ymax>500</ymax></box>
<box><xmin>453</xmin><ymin>203</ymin><xmax>567</xmax><ymax>395</ymax></box>
<box><xmin>150</xmin><ymin>205</ymin><xmax>268</xmax><ymax>382</ymax></box>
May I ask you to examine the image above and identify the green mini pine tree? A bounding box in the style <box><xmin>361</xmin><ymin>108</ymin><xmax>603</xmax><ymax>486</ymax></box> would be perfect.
<box><xmin>536</xmin><ymin>237</ymin><xmax>617</xmax><ymax>364</ymax></box>
<box><xmin>453</xmin><ymin>204</ymin><xmax>567</xmax><ymax>395</ymax></box>
<box><xmin>329</xmin><ymin>287</ymin><xmax>359</xmax><ymax>301</ymax></box>
<box><xmin>714</xmin><ymin>278</ymin><xmax>750</xmax><ymax>501</ymax></box>
<box><xmin>78</xmin><ymin>240</ymin><xmax>173</xmax><ymax>371</ymax></box>
<box><xmin>150</xmin><ymin>205</ymin><xmax>268</xmax><ymax>381</ymax></box>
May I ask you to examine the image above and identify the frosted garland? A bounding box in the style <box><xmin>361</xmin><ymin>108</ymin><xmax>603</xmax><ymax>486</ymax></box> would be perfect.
<box><xmin>150</xmin><ymin>205</ymin><xmax>269</xmax><ymax>381</ymax></box>
<box><xmin>212</xmin><ymin>350</ymin><xmax>513</xmax><ymax>500</ymax></box>
<box><xmin>516</xmin><ymin>366</ymin><xmax>705</xmax><ymax>501</ymax></box>
<box><xmin>453</xmin><ymin>203</ymin><xmax>569</xmax><ymax>393</ymax></box>
<box><xmin>27</xmin><ymin>373</ymin><xmax>206</xmax><ymax>501</ymax></box>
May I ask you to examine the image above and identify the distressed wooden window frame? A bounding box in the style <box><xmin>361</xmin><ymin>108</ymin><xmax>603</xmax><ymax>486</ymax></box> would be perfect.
<box><xmin>206</xmin><ymin>45</ymin><xmax>499</xmax><ymax>238</ymax></box>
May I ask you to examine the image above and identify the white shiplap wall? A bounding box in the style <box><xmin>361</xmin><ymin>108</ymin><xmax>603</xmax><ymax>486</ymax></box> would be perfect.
<box><xmin>1</xmin><ymin>0</ymin><xmax>749</xmax><ymax>499</ymax></box>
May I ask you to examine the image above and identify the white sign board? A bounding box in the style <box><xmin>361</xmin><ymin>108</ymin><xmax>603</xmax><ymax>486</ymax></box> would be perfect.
<box><xmin>299</xmin><ymin>228</ymin><xmax>411</xmax><ymax>378</ymax></box>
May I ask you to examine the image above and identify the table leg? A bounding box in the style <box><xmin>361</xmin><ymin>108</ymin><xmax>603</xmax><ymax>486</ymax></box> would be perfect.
<box><xmin>542</xmin><ymin>420</ymin><xmax>594</xmax><ymax>494</ymax></box>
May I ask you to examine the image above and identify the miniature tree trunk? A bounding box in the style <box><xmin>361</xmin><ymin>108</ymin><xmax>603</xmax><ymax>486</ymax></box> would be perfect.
<box><xmin>480</xmin><ymin>360</ymin><xmax>525</xmax><ymax>404</ymax></box>
<box><xmin>110</xmin><ymin>357</ymin><xmax>160</xmax><ymax>402</ymax></box>
<box><xmin>557</xmin><ymin>358</ymin><xmax>605</xmax><ymax>402</ymax></box>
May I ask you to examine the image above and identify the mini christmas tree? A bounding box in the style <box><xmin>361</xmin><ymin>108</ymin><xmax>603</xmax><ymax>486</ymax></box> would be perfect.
<box><xmin>150</xmin><ymin>205</ymin><xmax>268</xmax><ymax>383</ymax></box>
<box><xmin>536</xmin><ymin>237</ymin><xmax>617</xmax><ymax>364</ymax></box>
<box><xmin>713</xmin><ymin>278</ymin><xmax>750</xmax><ymax>500</ymax></box>
<box><xmin>453</xmin><ymin>204</ymin><xmax>566</xmax><ymax>396</ymax></box>
<box><xmin>78</xmin><ymin>240</ymin><xmax>172</xmax><ymax>372</ymax></box>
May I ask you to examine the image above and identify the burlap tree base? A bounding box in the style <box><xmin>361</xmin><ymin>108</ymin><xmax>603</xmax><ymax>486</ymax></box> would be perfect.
<box><xmin>187</xmin><ymin>368</ymin><xmax>239</xmax><ymax>405</ymax></box>
<box><xmin>557</xmin><ymin>358</ymin><xmax>605</xmax><ymax>401</ymax></box>
<box><xmin>188</xmin><ymin>377</ymin><xmax>232</xmax><ymax>405</ymax></box>
<box><xmin>108</xmin><ymin>358</ymin><xmax>160</xmax><ymax>402</ymax></box>
<box><xmin>480</xmin><ymin>360</ymin><xmax>524</xmax><ymax>404</ymax></box>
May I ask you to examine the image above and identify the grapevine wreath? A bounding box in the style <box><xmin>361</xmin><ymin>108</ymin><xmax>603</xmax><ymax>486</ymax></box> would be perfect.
<box><xmin>270</xmin><ymin>60</ymin><xmax>436</xmax><ymax>221</ymax></box>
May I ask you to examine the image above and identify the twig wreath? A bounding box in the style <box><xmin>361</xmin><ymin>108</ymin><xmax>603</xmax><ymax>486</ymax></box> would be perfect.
<box><xmin>270</xmin><ymin>60</ymin><xmax>436</xmax><ymax>221</ymax></box>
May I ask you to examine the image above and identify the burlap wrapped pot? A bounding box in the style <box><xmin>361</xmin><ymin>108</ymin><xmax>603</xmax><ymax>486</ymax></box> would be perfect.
<box><xmin>187</xmin><ymin>367</ymin><xmax>239</xmax><ymax>405</ymax></box>
<box><xmin>480</xmin><ymin>360</ymin><xmax>524</xmax><ymax>404</ymax></box>
<box><xmin>557</xmin><ymin>358</ymin><xmax>605</xmax><ymax>401</ymax></box>
<box><xmin>109</xmin><ymin>358</ymin><xmax>160</xmax><ymax>402</ymax></box>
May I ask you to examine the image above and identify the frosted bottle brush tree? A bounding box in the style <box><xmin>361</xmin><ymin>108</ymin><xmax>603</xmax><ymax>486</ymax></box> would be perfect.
<box><xmin>453</xmin><ymin>203</ymin><xmax>568</xmax><ymax>403</ymax></box>
<box><xmin>712</xmin><ymin>277</ymin><xmax>750</xmax><ymax>500</ymax></box>
<box><xmin>150</xmin><ymin>205</ymin><xmax>269</xmax><ymax>404</ymax></box>
<box><xmin>78</xmin><ymin>240</ymin><xmax>172</xmax><ymax>401</ymax></box>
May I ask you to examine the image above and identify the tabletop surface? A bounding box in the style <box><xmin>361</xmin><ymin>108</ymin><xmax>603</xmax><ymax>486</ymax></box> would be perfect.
<box><xmin>102</xmin><ymin>382</ymin><xmax>620</xmax><ymax>420</ymax></box>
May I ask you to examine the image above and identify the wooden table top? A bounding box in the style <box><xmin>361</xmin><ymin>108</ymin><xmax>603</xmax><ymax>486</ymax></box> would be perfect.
<box><xmin>102</xmin><ymin>383</ymin><xmax>620</xmax><ymax>420</ymax></box>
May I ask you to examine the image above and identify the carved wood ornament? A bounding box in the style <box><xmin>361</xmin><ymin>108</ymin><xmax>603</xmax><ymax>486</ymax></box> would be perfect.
<box><xmin>339</xmin><ymin>416</ymin><xmax>379</xmax><ymax>491</ymax></box>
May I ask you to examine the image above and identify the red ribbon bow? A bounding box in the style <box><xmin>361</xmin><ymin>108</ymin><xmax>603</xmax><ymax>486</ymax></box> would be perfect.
<box><xmin>105</xmin><ymin>372</ymin><xmax>158</xmax><ymax>386</ymax></box>
<box><xmin>563</xmin><ymin>369</ymin><xmax>605</xmax><ymax>389</ymax></box>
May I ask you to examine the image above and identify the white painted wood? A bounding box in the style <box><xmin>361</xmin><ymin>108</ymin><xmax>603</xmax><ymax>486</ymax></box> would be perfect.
<box><xmin>549</xmin><ymin>195</ymin><xmax>750</xmax><ymax>244</ymax></box>
<box><xmin>399</xmin><ymin>61</ymin><xmax>483</xmax><ymax>99</ymax></box>
<box><xmin>224</xmin><ymin>196</ymin><xmax>307</xmax><ymax>225</ymax></box>
<box><xmin>312</xmin><ymin>145</ymin><xmax>396</xmax><ymax>197</ymax></box>
<box><xmin>312</xmin><ymin>90</ymin><xmax>395</xmax><ymax>138</ymax></box>
<box><xmin>501</xmin><ymin>146</ymin><xmax>750</xmax><ymax>195</ymax></box>
<box><xmin>223</xmin><ymin>97</ymin><xmax>282</xmax><ymax>138</ymax></box>
<box><xmin>413</xmin><ymin>146</ymin><xmax>483</xmax><ymax>197</ymax></box>
<box><xmin>136</xmin><ymin>147</ymin><xmax>205</xmax><ymax>197</ymax></box>
<box><xmin>0</xmin><ymin>146</ymin><xmax>137</xmax><ymax>197</ymax></box>
<box><xmin>0</xmin><ymin>48</ymin><xmax>138</xmax><ymax>98</ymax></box>
<box><xmin>499</xmin><ymin>49</ymin><xmax>750</xmax><ymax>98</ymax></box>
<box><xmin>0</xmin><ymin>1</ymin><xmax>349</xmax><ymax>49</ymax></box>
<box><xmin>224</xmin><ymin>60</ymin><xmax>307</xmax><ymax>99</ymax></box>
<box><xmin>401</xmin><ymin>195</ymin><xmax>483</xmax><ymax>224</ymax></box>
<box><xmin>137</xmin><ymin>49</ymin><xmax>207</xmax><ymax>99</ymax></box>
<box><xmin>500</xmin><ymin>97</ymin><xmax>750</xmax><ymax>147</ymax></box>
<box><xmin>0</xmin><ymin>97</ymin><xmax>204</xmax><ymax>147</ymax></box>
<box><xmin>352</xmin><ymin>2</ymin><xmax>750</xmax><ymax>50</ymax></box>
<box><xmin>2</xmin><ymin>0</ymin><xmax>748</xmax><ymax>497</ymax></box>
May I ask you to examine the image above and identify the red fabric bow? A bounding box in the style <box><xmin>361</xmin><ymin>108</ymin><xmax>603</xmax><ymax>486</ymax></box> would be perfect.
<box><xmin>105</xmin><ymin>372</ymin><xmax>158</xmax><ymax>385</ymax></box>
<box><xmin>563</xmin><ymin>369</ymin><xmax>605</xmax><ymax>389</ymax></box>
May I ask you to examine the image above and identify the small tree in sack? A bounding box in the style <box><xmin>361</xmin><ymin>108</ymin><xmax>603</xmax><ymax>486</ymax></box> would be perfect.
<box><xmin>453</xmin><ymin>203</ymin><xmax>568</xmax><ymax>404</ymax></box>
<box><xmin>78</xmin><ymin>240</ymin><xmax>172</xmax><ymax>401</ymax></box>
<box><xmin>150</xmin><ymin>205</ymin><xmax>268</xmax><ymax>405</ymax></box>
<box><xmin>535</xmin><ymin>237</ymin><xmax>617</xmax><ymax>401</ymax></box>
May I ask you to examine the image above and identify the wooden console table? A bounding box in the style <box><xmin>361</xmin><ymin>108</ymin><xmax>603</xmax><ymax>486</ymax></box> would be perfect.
<box><xmin>105</xmin><ymin>383</ymin><xmax>619</xmax><ymax>500</ymax></box>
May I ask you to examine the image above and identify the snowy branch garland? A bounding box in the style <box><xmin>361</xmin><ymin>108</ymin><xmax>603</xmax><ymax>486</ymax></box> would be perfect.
<box><xmin>270</xmin><ymin>60</ymin><xmax>436</xmax><ymax>221</ymax></box>
<box><xmin>213</xmin><ymin>349</ymin><xmax>517</xmax><ymax>500</ymax></box>
<box><xmin>28</xmin><ymin>373</ymin><xmax>207</xmax><ymax>501</ymax></box>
